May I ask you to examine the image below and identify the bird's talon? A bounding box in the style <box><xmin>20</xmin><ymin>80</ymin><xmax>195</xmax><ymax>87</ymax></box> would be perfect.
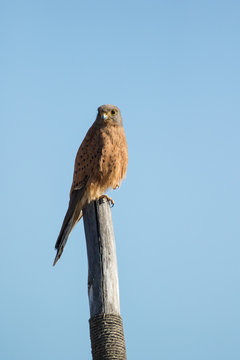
<box><xmin>99</xmin><ymin>195</ymin><xmax>114</xmax><ymax>207</ymax></box>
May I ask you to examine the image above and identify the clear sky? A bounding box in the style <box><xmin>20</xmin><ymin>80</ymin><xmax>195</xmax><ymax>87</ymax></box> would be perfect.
<box><xmin>1</xmin><ymin>1</ymin><xmax>240</xmax><ymax>359</ymax></box>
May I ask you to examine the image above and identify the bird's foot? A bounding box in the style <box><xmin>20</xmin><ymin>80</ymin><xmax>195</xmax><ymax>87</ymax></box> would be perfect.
<box><xmin>99</xmin><ymin>194</ymin><xmax>115</xmax><ymax>207</ymax></box>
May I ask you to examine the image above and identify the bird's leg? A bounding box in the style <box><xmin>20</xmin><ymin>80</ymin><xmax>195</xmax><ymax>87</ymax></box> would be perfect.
<box><xmin>99</xmin><ymin>194</ymin><xmax>115</xmax><ymax>207</ymax></box>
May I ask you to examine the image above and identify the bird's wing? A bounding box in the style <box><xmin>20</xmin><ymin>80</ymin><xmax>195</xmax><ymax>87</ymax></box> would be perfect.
<box><xmin>70</xmin><ymin>124</ymin><xmax>101</xmax><ymax>195</ymax></box>
<box><xmin>53</xmin><ymin>124</ymin><xmax>101</xmax><ymax>266</ymax></box>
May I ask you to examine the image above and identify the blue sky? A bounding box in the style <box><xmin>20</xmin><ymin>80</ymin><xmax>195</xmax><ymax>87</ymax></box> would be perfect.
<box><xmin>1</xmin><ymin>1</ymin><xmax>240</xmax><ymax>359</ymax></box>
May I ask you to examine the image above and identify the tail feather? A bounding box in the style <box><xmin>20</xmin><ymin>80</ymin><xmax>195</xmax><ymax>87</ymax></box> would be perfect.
<box><xmin>53</xmin><ymin>189</ymin><xmax>85</xmax><ymax>266</ymax></box>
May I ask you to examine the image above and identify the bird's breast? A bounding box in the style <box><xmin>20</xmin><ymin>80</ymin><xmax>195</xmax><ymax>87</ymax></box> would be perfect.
<box><xmin>87</xmin><ymin>125</ymin><xmax>128</xmax><ymax>200</ymax></box>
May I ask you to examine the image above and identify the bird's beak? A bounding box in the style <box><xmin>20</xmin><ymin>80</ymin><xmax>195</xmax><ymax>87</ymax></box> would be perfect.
<box><xmin>102</xmin><ymin>113</ymin><xmax>108</xmax><ymax>120</ymax></box>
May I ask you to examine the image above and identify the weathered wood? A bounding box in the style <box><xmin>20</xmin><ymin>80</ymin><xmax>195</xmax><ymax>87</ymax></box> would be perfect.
<box><xmin>83</xmin><ymin>197</ymin><xmax>120</xmax><ymax>317</ymax></box>
<box><xmin>83</xmin><ymin>197</ymin><xmax>127</xmax><ymax>359</ymax></box>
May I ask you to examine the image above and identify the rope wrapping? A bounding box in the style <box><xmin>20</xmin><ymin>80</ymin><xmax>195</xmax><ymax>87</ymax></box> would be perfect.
<box><xmin>89</xmin><ymin>314</ymin><xmax>126</xmax><ymax>360</ymax></box>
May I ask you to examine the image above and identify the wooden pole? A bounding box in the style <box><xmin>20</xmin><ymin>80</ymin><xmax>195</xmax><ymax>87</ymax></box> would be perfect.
<box><xmin>83</xmin><ymin>197</ymin><xmax>127</xmax><ymax>360</ymax></box>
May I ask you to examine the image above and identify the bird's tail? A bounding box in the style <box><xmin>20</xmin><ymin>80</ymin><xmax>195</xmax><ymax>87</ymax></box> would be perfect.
<box><xmin>53</xmin><ymin>189</ymin><xmax>85</xmax><ymax>266</ymax></box>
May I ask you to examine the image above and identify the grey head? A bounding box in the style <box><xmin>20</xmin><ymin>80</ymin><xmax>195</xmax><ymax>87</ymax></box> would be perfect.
<box><xmin>95</xmin><ymin>104</ymin><xmax>123</xmax><ymax>127</ymax></box>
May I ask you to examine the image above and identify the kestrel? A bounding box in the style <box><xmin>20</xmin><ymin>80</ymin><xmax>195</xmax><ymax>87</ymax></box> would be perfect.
<box><xmin>53</xmin><ymin>104</ymin><xmax>128</xmax><ymax>266</ymax></box>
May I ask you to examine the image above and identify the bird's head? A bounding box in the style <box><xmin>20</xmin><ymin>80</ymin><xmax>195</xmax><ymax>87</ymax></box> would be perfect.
<box><xmin>96</xmin><ymin>104</ymin><xmax>123</xmax><ymax>127</ymax></box>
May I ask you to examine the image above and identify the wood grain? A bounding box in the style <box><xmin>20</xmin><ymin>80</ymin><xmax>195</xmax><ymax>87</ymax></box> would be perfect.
<box><xmin>83</xmin><ymin>197</ymin><xmax>120</xmax><ymax>317</ymax></box>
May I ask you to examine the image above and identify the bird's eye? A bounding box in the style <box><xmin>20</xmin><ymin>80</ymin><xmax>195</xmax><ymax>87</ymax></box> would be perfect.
<box><xmin>111</xmin><ymin>110</ymin><xmax>116</xmax><ymax>115</ymax></box>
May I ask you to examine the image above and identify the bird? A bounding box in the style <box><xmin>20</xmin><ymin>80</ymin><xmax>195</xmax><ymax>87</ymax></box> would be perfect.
<box><xmin>53</xmin><ymin>104</ymin><xmax>128</xmax><ymax>266</ymax></box>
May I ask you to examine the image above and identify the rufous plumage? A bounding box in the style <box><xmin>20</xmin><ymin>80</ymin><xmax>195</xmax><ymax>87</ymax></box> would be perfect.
<box><xmin>53</xmin><ymin>104</ymin><xmax>128</xmax><ymax>265</ymax></box>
